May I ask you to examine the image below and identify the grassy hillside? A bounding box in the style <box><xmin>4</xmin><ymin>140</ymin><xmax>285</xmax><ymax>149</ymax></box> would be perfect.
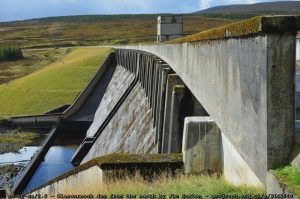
<box><xmin>0</xmin><ymin>15</ymin><xmax>233</xmax><ymax>48</ymax></box>
<box><xmin>195</xmin><ymin>1</ymin><xmax>300</xmax><ymax>19</ymax></box>
<box><xmin>0</xmin><ymin>48</ymin><xmax>67</xmax><ymax>84</ymax></box>
<box><xmin>0</xmin><ymin>47</ymin><xmax>112</xmax><ymax>119</ymax></box>
<box><xmin>196</xmin><ymin>1</ymin><xmax>300</xmax><ymax>14</ymax></box>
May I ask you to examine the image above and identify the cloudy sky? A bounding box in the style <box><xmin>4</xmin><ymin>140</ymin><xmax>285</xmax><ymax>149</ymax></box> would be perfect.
<box><xmin>0</xmin><ymin>0</ymin><xmax>295</xmax><ymax>22</ymax></box>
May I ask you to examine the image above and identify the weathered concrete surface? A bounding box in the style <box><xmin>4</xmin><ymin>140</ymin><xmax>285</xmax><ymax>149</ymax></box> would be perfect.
<box><xmin>119</xmin><ymin>17</ymin><xmax>297</xmax><ymax>184</ymax></box>
<box><xmin>182</xmin><ymin>117</ymin><xmax>221</xmax><ymax>174</ymax></box>
<box><xmin>168</xmin><ymin>85</ymin><xmax>186</xmax><ymax>153</ymax></box>
<box><xmin>82</xmin><ymin>82</ymin><xmax>155</xmax><ymax>163</ymax></box>
<box><xmin>161</xmin><ymin>74</ymin><xmax>183</xmax><ymax>153</ymax></box>
<box><xmin>155</xmin><ymin>66</ymin><xmax>172</xmax><ymax>153</ymax></box>
<box><xmin>221</xmin><ymin>132</ymin><xmax>263</xmax><ymax>186</ymax></box>
<box><xmin>167</xmin><ymin>86</ymin><xmax>209</xmax><ymax>154</ymax></box>
<box><xmin>86</xmin><ymin>65</ymin><xmax>135</xmax><ymax>137</ymax></box>
<box><xmin>29</xmin><ymin>165</ymin><xmax>103</xmax><ymax>197</ymax></box>
<box><xmin>297</xmin><ymin>36</ymin><xmax>300</xmax><ymax>61</ymax></box>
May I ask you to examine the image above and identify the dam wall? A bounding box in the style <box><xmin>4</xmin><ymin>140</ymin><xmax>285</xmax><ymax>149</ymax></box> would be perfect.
<box><xmin>117</xmin><ymin>16</ymin><xmax>300</xmax><ymax>185</ymax></box>
<box><xmin>14</xmin><ymin>17</ymin><xmax>300</xmax><ymax>197</ymax></box>
<box><xmin>72</xmin><ymin>48</ymin><xmax>206</xmax><ymax>165</ymax></box>
<box><xmin>82</xmin><ymin>82</ymin><xmax>156</xmax><ymax>162</ymax></box>
<box><xmin>86</xmin><ymin>65</ymin><xmax>135</xmax><ymax>138</ymax></box>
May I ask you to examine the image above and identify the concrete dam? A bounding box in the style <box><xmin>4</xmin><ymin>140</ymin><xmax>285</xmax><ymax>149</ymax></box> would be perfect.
<box><xmin>4</xmin><ymin>15</ymin><xmax>300</xmax><ymax>197</ymax></box>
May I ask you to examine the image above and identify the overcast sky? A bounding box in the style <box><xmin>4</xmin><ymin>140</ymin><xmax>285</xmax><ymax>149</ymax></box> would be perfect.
<box><xmin>0</xmin><ymin>0</ymin><xmax>296</xmax><ymax>22</ymax></box>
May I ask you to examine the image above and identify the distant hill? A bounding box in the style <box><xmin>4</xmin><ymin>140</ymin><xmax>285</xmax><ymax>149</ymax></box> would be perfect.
<box><xmin>0</xmin><ymin>15</ymin><xmax>233</xmax><ymax>48</ymax></box>
<box><xmin>195</xmin><ymin>1</ymin><xmax>300</xmax><ymax>17</ymax></box>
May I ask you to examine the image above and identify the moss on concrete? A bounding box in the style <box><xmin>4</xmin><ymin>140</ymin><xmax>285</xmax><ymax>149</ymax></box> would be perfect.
<box><xmin>169</xmin><ymin>16</ymin><xmax>300</xmax><ymax>43</ymax></box>
<box><xmin>273</xmin><ymin>165</ymin><xmax>300</xmax><ymax>197</ymax></box>
<box><xmin>95</xmin><ymin>153</ymin><xmax>182</xmax><ymax>165</ymax></box>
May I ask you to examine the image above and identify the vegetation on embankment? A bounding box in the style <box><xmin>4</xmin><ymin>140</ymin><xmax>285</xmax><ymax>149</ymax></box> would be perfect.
<box><xmin>0</xmin><ymin>46</ymin><xmax>23</xmax><ymax>61</ymax></box>
<box><xmin>274</xmin><ymin>165</ymin><xmax>300</xmax><ymax>197</ymax></box>
<box><xmin>0</xmin><ymin>15</ymin><xmax>234</xmax><ymax>48</ymax></box>
<box><xmin>0</xmin><ymin>48</ymin><xmax>67</xmax><ymax>84</ymax></box>
<box><xmin>0</xmin><ymin>131</ymin><xmax>39</xmax><ymax>154</ymax></box>
<box><xmin>62</xmin><ymin>173</ymin><xmax>265</xmax><ymax>196</ymax></box>
<box><xmin>0</xmin><ymin>131</ymin><xmax>38</xmax><ymax>144</ymax></box>
<box><xmin>0</xmin><ymin>47</ymin><xmax>112</xmax><ymax>119</ymax></box>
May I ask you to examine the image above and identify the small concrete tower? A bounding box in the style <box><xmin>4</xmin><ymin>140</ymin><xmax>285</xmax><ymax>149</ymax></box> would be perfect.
<box><xmin>157</xmin><ymin>15</ymin><xmax>183</xmax><ymax>43</ymax></box>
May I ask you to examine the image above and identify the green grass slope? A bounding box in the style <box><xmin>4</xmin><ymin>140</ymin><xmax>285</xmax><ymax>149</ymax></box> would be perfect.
<box><xmin>62</xmin><ymin>174</ymin><xmax>265</xmax><ymax>195</ymax></box>
<box><xmin>0</xmin><ymin>48</ymin><xmax>68</xmax><ymax>84</ymax></box>
<box><xmin>0</xmin><ymin>47</ymin><xmax>112</xmax><ymax>119</ymax></box>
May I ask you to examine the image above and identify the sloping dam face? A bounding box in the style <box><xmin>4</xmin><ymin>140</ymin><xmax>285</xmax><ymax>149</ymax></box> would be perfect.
<box><xmin>82</xmin><ymin>65</ymin><xmax>156</xmax><ymax>162</ymax></box>
<box><xmin>72</xmin><ymin>51</ymin><xmax>161</xmax><ymax>165</ymax></box>
<box><xmin>72</xmin><ymin>49</ymin><xmax>204</xmax><ymax>165</ymax></box>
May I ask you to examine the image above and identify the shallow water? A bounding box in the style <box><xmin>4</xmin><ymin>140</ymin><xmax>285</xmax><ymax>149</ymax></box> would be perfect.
<box><xmin>24</xmin><ymin>145</ymin><xmax>77</xmax><ymax>193</ymax></box>
<box><xmin>0</xmin><ymin>147</ymin><xmax>40</xmax><ymax>165</ymax></box>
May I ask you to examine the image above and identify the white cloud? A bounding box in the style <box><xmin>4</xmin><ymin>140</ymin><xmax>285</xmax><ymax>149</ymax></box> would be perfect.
<box><xmin>200</xmin><ymin>0</ymin><xmax>213</xmax><ymax>10</ymax></box>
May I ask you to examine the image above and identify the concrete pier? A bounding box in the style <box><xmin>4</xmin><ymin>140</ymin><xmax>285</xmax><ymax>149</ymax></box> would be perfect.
<box><xmin>161</xmin><ymin>74</ymin><xmax>183</xmax><ymax>153</ymax></box>
<box><xmin>182</xmin><ymin>117</ymin><xmax>221</xmax><ymax>174</ymax></box>
<box><xmin>155</xmin><ymin>65</ymin><xmax>173</xmax><ymax>153</ymax></box>
<box><xmin>168</xmin><ymin>85</ymin><xmax>186</xmax><ymax>153</ymax></box>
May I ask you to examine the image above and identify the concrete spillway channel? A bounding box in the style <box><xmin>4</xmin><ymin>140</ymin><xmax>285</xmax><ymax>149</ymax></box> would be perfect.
<box><xmin>2</xmin><ymin>53</ymin><xmax>117</xmax><ymax>196</ymax></box>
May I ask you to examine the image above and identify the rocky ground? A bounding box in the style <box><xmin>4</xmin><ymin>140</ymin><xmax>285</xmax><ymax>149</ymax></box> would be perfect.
<box><xmin>0</xmin><ymin>126</ymin><xmax>25</xmax><ymax>154</ymax></box>
<box><xmin>0</xmin><ymin>123</ymin><xmax>44</xmax><ymax>191</ymax></box>
<box><xmin>0</xmin><ymin>124</ymin><xmax>42</xmax><ymax>154</ymax></box>
<box><xmin>0</xmin><ymin>164</ymin><xmax>26</xmax><ymax>190</ymax></box>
